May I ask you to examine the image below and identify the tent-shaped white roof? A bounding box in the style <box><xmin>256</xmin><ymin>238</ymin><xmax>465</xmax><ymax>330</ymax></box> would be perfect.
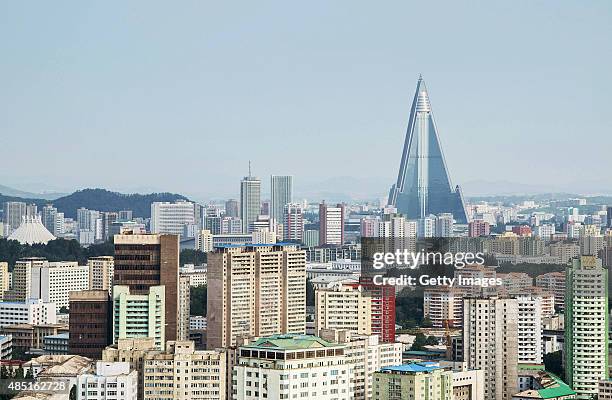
<box><xmin>8</xmin><ymin>215</ymin><xmax>56</xmax><ymax>245</ymax></box>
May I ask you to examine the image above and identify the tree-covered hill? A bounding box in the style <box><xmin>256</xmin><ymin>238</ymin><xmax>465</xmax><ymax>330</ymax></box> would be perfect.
<box><xmin>0</xmin><ymin>188</ymin><xmax>189</xmax><ymax>219</ymax></box>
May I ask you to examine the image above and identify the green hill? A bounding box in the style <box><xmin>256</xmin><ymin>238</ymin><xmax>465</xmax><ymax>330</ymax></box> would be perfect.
<box><xmin>0</xmin><ymin>188</ymin><xmax>189</xmax><ymax>219</ymax></box>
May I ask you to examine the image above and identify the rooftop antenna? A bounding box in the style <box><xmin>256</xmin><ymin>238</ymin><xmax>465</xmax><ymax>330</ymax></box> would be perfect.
<box><xmin>248</xmin><ymin>160</ymin><xmax>252</xmax><ymax>178</ymax></box>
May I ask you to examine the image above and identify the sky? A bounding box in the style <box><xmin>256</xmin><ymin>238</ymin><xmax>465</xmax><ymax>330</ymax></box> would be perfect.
<box><xmin>1</xmin><ymin>1</ymin><xmax>611</xmax><ymax>200</ymax></box>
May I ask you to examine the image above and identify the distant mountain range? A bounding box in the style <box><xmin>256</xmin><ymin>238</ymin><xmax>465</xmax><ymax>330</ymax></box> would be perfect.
<box><xmin>0</xmin><ymin>184</ymin><xmax>66</xmax><ymax>200</ymax></box>
<box><xmin>0</xmin><ymin>188</ymin><xmax>188</xmax><ymax>219</ymax></box>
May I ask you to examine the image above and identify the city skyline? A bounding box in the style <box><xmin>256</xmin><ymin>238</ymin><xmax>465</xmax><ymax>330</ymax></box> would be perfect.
<box><xmin>1</xmin><ymin>2</ymin><xmax>611</xmax><ymax>199</ymax></box>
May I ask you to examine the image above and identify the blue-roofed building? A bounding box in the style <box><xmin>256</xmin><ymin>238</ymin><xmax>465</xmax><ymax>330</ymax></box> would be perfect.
<box><xmin>373</xmin><ymin>362</ymin><xmax>453</xmax><ymax>400</ymax></box>
<box><xmin>42</xmin><ymin>332</ymin><xmax>69</xmax><ymax>355</ymax></box>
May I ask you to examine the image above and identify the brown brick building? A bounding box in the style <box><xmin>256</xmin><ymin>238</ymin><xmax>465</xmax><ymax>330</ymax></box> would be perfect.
<box><xmin>113</xmin><ymin>233</ymin><xmax>180</xmax><ymax>341</ymax></box>
<box><xmin>68</xmin><ymin>290</ymin><xmax>111</xmax><ymax>359</ymax></box>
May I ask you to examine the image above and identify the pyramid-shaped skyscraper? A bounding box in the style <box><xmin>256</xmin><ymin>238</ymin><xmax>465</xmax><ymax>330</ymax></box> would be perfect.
<box><xmin>388</xmin><ymin>76</ymin><xmax>468</xmax><ymax>223</ymax></box>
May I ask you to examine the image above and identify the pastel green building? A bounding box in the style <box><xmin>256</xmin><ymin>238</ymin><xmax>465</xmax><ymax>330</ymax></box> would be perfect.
<box><xmin>113</xmin><ymin>285</ymin><xmax>165</xmax><ymax>350</ymax></box>
<box><xmin>372</xmin><ymin>363</ymin><xmax>453</xmax><ymax>400</ymax></box>
<box><xmin>564</xmin><ymin>256</ymin><xmax>608</xmax><ymax>398</ymax></box>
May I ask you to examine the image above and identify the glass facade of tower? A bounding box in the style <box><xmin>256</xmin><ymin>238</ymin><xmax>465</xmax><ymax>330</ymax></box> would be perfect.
<box><xmin>389</xmin><ymin>77</ymin><xmax>468</xmax><ymax>224</ymax></box>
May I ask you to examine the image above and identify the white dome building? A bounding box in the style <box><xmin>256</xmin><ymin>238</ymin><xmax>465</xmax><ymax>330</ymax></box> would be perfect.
<box><xmin>8</xmin><ymin>215</ymin><xmax>56</xmax><ymax>245</ymax></box>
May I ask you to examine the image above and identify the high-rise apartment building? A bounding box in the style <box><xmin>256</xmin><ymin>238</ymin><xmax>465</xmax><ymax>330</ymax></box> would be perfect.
<box><xmin>423</xmin><ymin>287</ymin><xmax>465</xmax><ymax>328</ymax></box>
<box><xmin>221</xmin><ymin>216</ymin><xmax>242</xmax><ymax>234</ymax></box>
<box><xmin>77</xmin><ymin>207</ymin><xmax>102</xmax><ymax>243</ymax></box>
<box><xmin>535</xmin><ymin>271</ymin><xmax>565</xmax><ymax>310</ymax></box>
<box><xmin>283</xmin><ymin>203</ymin><xmax>304</xmax><ymax>242</ymax></box>
<box><xmin>270</xmin><ymin>175</ymin><xmax>293</xmax><ymax>224</ymax></box>
<box><xmin>113</xmin><ymin>285</ymin><xmax>165</xmax><ymax>350</ymax></box>
<box><xmin>6</xmin><ymin>257</ymin><xmax>46</xmax><ymax>301</ymax></box>
<box><xmin>418</xmin><ymin>215</ymin><xmax>437</xmax><ymax>238</ymax></box>
<box><xmin>0</xmin><ymin>262</ymin><xmax>8</xmax><ymax>300</ymax></box>
<box><xmin>234</xmin><ymin>334</ymin><xmax>350</xmax><ymax>400</ymax></box>
<box><xmin>549</xmin><ymin>242</ymin><xmax>580</xmax><ymax>264</ymax></box>
<box><xmin>178</xmin><ymin>276</ymin><xmax>190</xmax><ymax>342</ymax></box>
<box><xmin>516</xmin><ymin>295</ymin><xmax>543</xmax><ymax>365</ymax></box>
<box><xmin>114</xmin><ymin>233</ymin><xmax>180</xmax><ymax>341</ymax></box>
<box><xmin>69</xmin><ymin>290</ymin><xmax>112</xmax><ymax>359</ymax></box>
<box><xmin>346</xmin><ymin>280</ymin><xmax>396</xmax><ymax>343</ymax></box>
<box><xmin>150</xmin><ymin>200</ymin><xmax>195</xmax><ymax>236</ymax></box>
<box><xmin>206</xmin><ymin>243</ymin><xmax>306</xmax><ymax>348</ymax></box>
<box><xmin>436</xmin><ymin>213</ymin><xmax>454</xmax><ymax>237</ymax></box>
<box><xmin>565</xmin><ymin>256</ymin><xmax>608</xmax><ymax>397</ymax></box>
<box><xmin>101</xmin><ymin>211</ymin><xmax>119</xmax><ymax>241</ymax></box>
<box><xmin>42</xmin><ymin>204</ymin><xmax>64</xmax><ymax>236</ymax></box>
<box><xmin>225</xmin><ymin>199</ymin><xmax>240</xmax><ymax>218</ymax></box>
<box><xmin>463</xmin><ymin>297</ymin><xmax>518</xmax><ymax>400</ymax></box>
<box><xmin>12</xmin><ymin>260</ymin><xmax>89</xmax><ymax>311</ymax></box>
<box><xmin>240</xmin><ymin>175</ymin><xmax>261</xmax><ymax>233</ymax></box>
<box><xmin>316</xmin><ymin>284</ymin><xmax>372</xmax><ymax>335</ymax></box>
<box><xmin>303</xmin><ymin>229</ymin><xmax>320</xmax><ymax>247</ymax></box>
<box><xmin>88</xmin><ymin>256</ymin><xmax>114</xmax><ymax>294</ymax></box>
<box><xmin>143</xmin><ymin>341</ymin><xmax>226</xmax><ymax>400</ymax></box>
<box><xmin>195</xmin><ymin>229</ymin><xmax>214</xmax><ymax>252</ymax></box>
<box><xmin>468</xmin><ymin>220</ymin><xmax>490</xmax><ymax>237</ymax></box>
<box><xmin>319</xmin><ymin>202</ymin><xmax>345</xmax><ymax>245</ymax></box>
<box><xmin>3</xmin><ymin>201</ymin><xmax>27</xmax><ymax>233</ymax></box>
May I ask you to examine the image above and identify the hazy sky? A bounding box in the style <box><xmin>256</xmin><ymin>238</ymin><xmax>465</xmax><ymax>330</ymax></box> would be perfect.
<box><xmin>1</xmin><ymin>1</ymin><xmax>611</xmax><ymax>199</ymax></box>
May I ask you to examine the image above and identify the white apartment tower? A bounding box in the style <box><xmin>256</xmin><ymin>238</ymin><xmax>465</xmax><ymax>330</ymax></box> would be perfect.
<box><xmin>516</xmin><ymin>295</ymin><xmax>543</xmax><ymax>364</ymax></box>
<box><xmin>463</xmin><ymin>297</ymin><xmax>518</xmax><ymax>400</ymax></box>
<box><xmin>240</xmin><ymin>174</ymin><xmax>262</xmax><ymax>233</ymax></box>
<box><xmin>178</xmin><ymin>275</ymin><xmax>190</xmax><ymax>341</ymax></box>
<box><xmin>150</xmin><ymin>200</ymin><xmax>196</xmax><ymax>235</ymax></box>
<box><xmin>206</xmin><ymin>243</ymin><xmax>306</xmax><ymax>348</ymax></box>
<box><xmin>283</xmin><ymin>203</ymin><xmax>304</xmax><ymax>242</ymax></box>
<box><xmin>88</xmin><ymin>256</ymin><xmax>114</xmax><ymax>294</ymax></box>
<box><xmin>27</xmin><ymin>260</ymin><xmax>90</xmax><ymax>311</ymax></box>
<box><xmin>319</xmin><ymin>202</ymin><xmax>344</xmax><ymax>245</ymax></box>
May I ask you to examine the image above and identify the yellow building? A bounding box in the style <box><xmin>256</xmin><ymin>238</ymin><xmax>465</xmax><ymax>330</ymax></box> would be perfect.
<box><xmin>372</xmin><ymin>363</ymin><xmax>453</xmax><ymax>400</ymax></box>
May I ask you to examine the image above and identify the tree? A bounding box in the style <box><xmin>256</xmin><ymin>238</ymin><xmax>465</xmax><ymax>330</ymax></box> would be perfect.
<box><xmin>70</xmin><ymin>385</ymin><xmax>77</xmax><ymax>400</ymax></box>
<box><xmin>544</xmin><ymin>350</ymin><xmax>563</xmax><ymax>379</ymax></box>
<box><xmin>0</xmin><ymin>365</ymin><xmax>10</xmax><ymax>379</ymax></box>
<box><xmin>59</xmin><ymin>306</ymin><xmax>69</xmax><ymax>314</ymax></box>
<box><xmin>410</xmin><ymin>333</ymin><xmax>427</xmax><ymax>351</ymax></box>
<box><xmin>180</xmin><ymin>249</ymin><xmax>207</xmax><ymax>266</ymax></box>
<box><xmin>425</xmin><ymin>336</ymin><xmax>438</xmax><ymax>346</ymax></box>
<box><xmin>25</xmin><ymin>368</ymin><xmax>34</xmax><ymax>379</ymax></box>
<box><xmin>13</xmin><ymin>366</ymin><xmax>24</xmax><ymax>379</ymax></box>
<box><xmin>190</xmin><ymin>285</ymin><xmax>207</xmax><ymax>316</ymax></box>
<box><xmin>421</xmin><ymin>318</ymin><xmax>433</xmax><ymax>328</ymax></box>
<box><xmin>306</xmin><ymin>279</ymin><xmax>315</xmax><ymax>307</ymax></box>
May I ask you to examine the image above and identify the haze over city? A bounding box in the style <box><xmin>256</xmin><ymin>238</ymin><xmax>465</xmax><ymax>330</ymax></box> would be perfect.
<box><xmin>1</xmin><ymin>1</ymin><xmax>611</xmax><ymax>199</ymax></box>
